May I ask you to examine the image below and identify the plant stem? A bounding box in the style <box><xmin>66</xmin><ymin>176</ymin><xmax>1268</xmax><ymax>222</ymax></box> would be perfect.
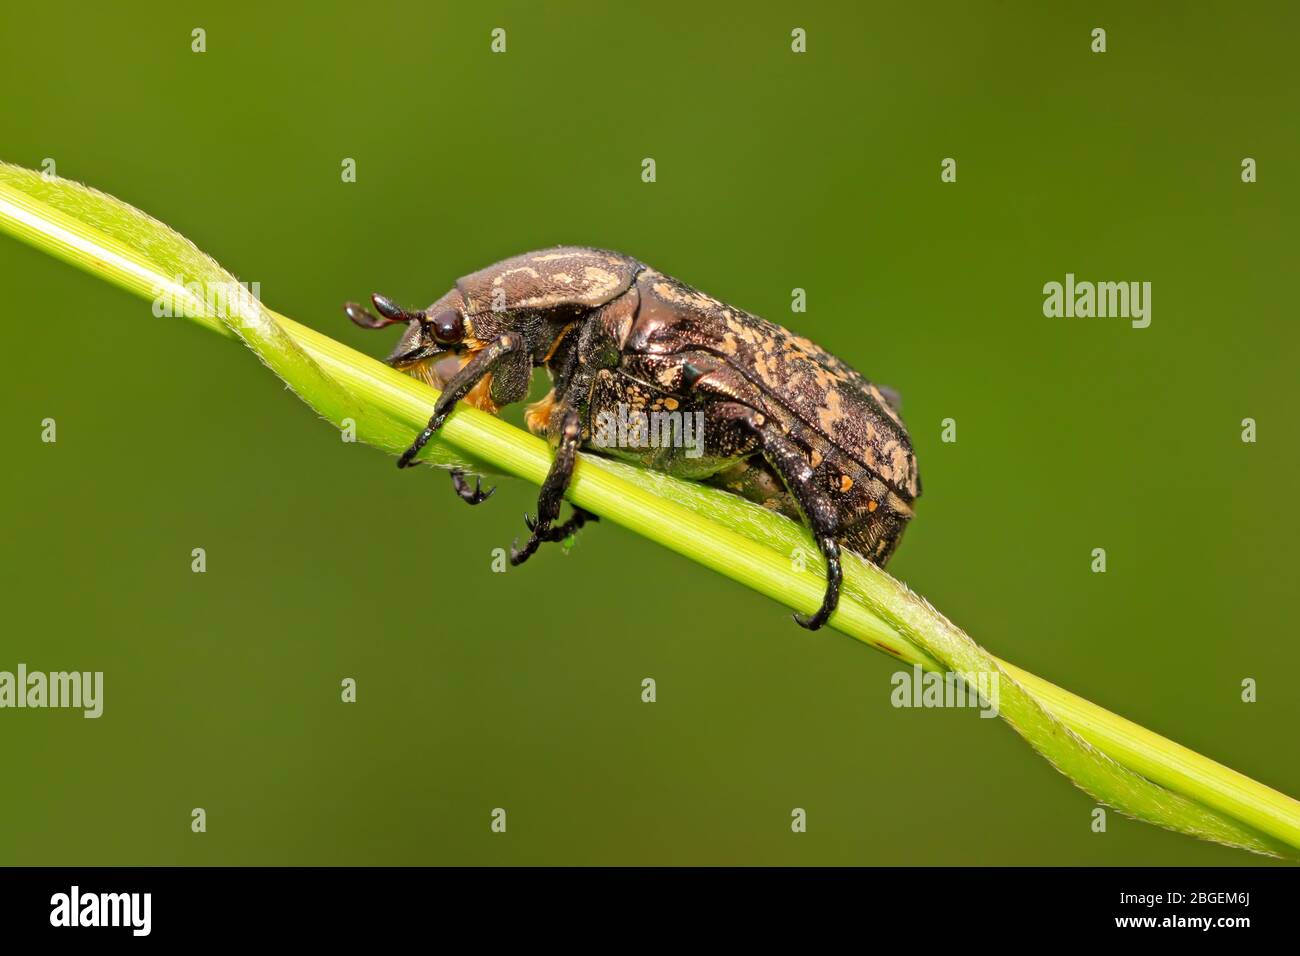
<box><xmin>2</xmin><ymin>162</ymin><xmax>1297</xmax><ymax>858</ymax></box>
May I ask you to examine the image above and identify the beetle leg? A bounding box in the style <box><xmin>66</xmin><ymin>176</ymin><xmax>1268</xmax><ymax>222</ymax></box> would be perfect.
<box><xmin>525</xmin><ymin>506</ymin><xmax>599</xmax><ymax>541</ymax></box>
<box><xmin>397</xmin><ymin>332</ymin><xmax>523</xmax><ymax>468</ymax></box>
<box><xmin>716</xmin><ymin>403</ymin><xmax>843</xmax><ymax>631</ymax></box>
<box><xmin>510</xmin><ymin>408</ymin><xmax>588</xmax><ymax>565</ymax></box>
<box><xmin>450</xmin><ymin>468</ymin><xmax>495</xmax><ymax>505</ymax></box>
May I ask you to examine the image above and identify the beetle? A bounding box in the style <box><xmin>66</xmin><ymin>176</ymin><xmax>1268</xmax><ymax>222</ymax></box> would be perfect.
<box><xmin>344</xmin><ymin>247</ymin><xmax>920</xmax><ymax>630</ymax></box>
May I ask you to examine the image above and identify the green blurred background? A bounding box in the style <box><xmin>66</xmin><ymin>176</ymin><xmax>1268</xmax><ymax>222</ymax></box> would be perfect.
<box><xmin>1</xmin><ymin>1</ymin><xmax>1296</xmax><ymax>865</ymax></box>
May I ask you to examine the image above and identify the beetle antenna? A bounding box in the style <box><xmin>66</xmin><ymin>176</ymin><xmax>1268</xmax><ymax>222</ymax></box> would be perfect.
<box><xmin>371</xmin><ymin>293</ymin><xmax>426</xmax><ymax>324</ymax></box>
<box><xmin>344</xmin><ymin>301</ymin><xmax>399</xmax><ymax>329</ymax></box>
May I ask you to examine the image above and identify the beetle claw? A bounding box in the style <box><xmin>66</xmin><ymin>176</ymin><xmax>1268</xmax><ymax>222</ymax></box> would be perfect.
<box><xmin>793</xmin><ymin>601</ymin><xmax>835</xmax><ymax>631</ymax></box>
<box><xmin>523</xmin><ymin>513</ymin><xmax>537</xmax><ymax>531</ymax></box>
<box><xmin>451</xmin><ymin>470</ymin><xmax>495</xmax><ymax>505</ymax></box>
<box><xmin>510</xmin><ymin>535</ymin><xmax>541</xmax><ymax>566</ymax></box>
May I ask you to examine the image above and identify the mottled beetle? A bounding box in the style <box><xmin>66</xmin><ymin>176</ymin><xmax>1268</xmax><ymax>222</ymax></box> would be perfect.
<box><xmin>345</xmin><ymin>248</ymin><xmax>920</xmax><ymax>630</ymax></box>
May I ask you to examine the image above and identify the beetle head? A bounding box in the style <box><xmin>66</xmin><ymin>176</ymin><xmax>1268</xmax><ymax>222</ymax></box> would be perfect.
<box><xmin>345</xmin><ymin>289</ymin><xmax>474</xmax><ymax>370</ymax></box>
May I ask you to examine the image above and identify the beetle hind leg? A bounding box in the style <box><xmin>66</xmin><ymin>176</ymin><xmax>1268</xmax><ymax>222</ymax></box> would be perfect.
<box><xmin>796</xmin><ymin>536</ymin><xmax>842</xmax><ymax>631</ymax></box>
<box><xmin>714</xmin><ymin>403</ymin><xmax>844</xmax><ymax>630</ymax></box>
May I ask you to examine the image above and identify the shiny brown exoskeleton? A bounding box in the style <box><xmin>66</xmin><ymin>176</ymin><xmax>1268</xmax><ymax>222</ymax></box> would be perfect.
<box><xmin>345</xmin><ymin>247</ymin><xmax>920</xmax><ymax>630</ymax></box>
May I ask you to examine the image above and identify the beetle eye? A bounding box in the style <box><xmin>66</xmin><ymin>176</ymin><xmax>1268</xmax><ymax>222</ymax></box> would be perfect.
<box><xmin>431</xmin><ymin>309</ymin><xmax>465</xmax><ymax>344</ymax></box>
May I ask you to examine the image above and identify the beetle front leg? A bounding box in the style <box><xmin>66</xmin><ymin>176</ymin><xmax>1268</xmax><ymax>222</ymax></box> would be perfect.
<box><xmin>509</xmin><ymin>408</ymin><xmax>597</xmax><ymax>565</ymax></box>
<box><xmin>397</xmin><ymin>333</ymin><xmax>523</xmax><ymax>468</ymax></box>
<box><xmin>717</xmin><ymin>403</ymin><xmax>843</xmax><ymax>631</ymax></box>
